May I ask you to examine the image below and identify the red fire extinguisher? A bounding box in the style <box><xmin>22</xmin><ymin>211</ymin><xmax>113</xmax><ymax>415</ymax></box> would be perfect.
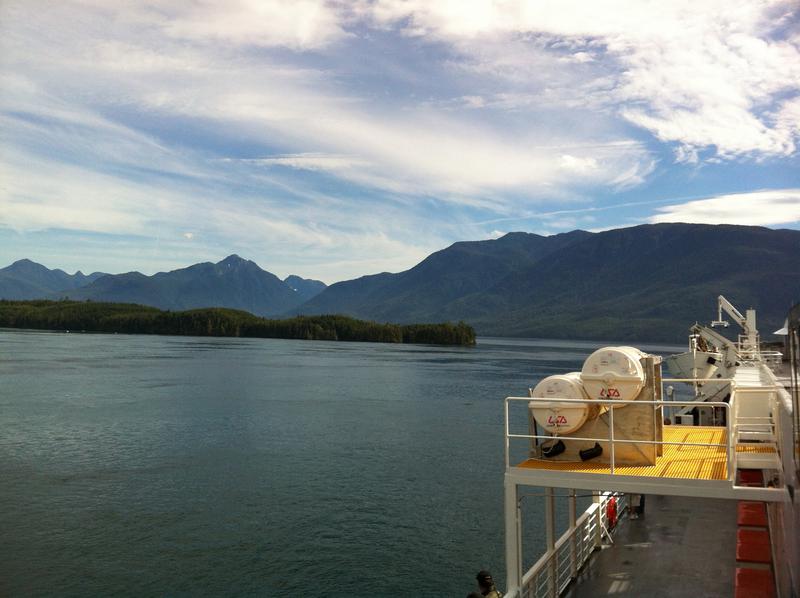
<box><xmin>606</xmin><ymin>497</ymin><xmax>618</xmax><ymax>529</ymax></box>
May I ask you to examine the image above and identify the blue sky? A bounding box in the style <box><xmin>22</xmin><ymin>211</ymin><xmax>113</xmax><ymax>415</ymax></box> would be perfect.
<box><xmin>1</xmin><ymin>1</ymin><xmax>799</xmax><ymax>283</ymax></box>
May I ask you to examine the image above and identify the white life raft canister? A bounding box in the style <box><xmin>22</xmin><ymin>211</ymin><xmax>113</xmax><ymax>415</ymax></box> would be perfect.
<box><xmin>529</xmin><ymin>372</ymin><xmax>592</xmax><ymax>434</ymax></box>
<box><xmin>580</xmin><ymin>346</ymin><xmax>646</xmax><ymax>407</ymax></box>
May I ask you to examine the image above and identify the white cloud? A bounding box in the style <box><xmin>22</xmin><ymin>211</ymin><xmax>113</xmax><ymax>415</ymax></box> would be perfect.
<box><xmin>559</xmin><ymin>154</ymin><xmax>598</xmax><ymax>174</ymax></box>
<box><xmin>367</xmin><ymin>0</ymin><xmax>800</xmax><ymax>161</ymax></box>
<box><xmin>139</xmin><ymin>81</ymin><xmax>650</xmax><ymax>201</ymax></box>
<box><xmin>67</xmin><ymin>0</ymin><xmax>349</xmax><ymax>51</ymax></box>
<box><xmin>674</xmin><ymin>145</ymin><xmax>700</xmax><ymax>165</ymax></box>
<box><xmin>772</xmin><ymin>95</ymin><xmax>800</xmax><ymax>145</ymax></box>
<box><xmin>0</xmin><ymin>149</ymin><xmax>440</xmax><ymax>282</ymax></box>
<box><xmin>163</xmin><ymin>0</ymin><xmax>348</xmax><ymax>49</ymax></box>
<box><xmin>648</xmin><ymin>189</ymin><xmax>800</xmax><ymax>226</ymax></box>
<box><xmin>570</xmin><ymin>52</ymin><xmax>594</xmax><ymax>64</ymax></box>
<box><xmin>461</xmin><ymin>95</ymin><xmax>487</xmax><ymax>108</ymax></box>
<box><xmin>0</xmin><ymin>0</ymin><xmax>656</xmax><ymax>204</ymax></box>
<box><xmin>1</xmin><ymin>0</ymin><xmax>798</xmax><ymax>282</ymax></box>
<box><xmin>234</xmin><ymin>153</ymin><xmax>371</xmax><ymax>173</ymax></box>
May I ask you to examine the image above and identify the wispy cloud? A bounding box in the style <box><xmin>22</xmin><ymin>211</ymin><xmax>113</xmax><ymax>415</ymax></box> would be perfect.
<box><xmin>232</xmin><ymin>154</ymin><xmax>370</xmax><ymax>172</ymax></box>
<box><xmin>160</xmin><ymin>0</ymin><xmax>349</xmax><ymax>49</ymax></box>
<box><xmin>0</xmin><ymin>0</ymin><xmax>798</xmax><ymax>280</ymax></box>
<box><xmin>367</xmin><ymin>0</ymin><xmax>800</xmax><ymax>161</ymax></box>
<box><xmin>1</xmin><ymin>0</ymin><xmax>654</xmax><ymax>201</ymax></box>
<box><xmin>648</xmin><ymin>189</ymin><xmax>800</xmax><ymax>226</ymax></box>
<box><xmin>0</xmin><ymin>150</ymin><xmax>438</xmax><ymax>282</ymax></box>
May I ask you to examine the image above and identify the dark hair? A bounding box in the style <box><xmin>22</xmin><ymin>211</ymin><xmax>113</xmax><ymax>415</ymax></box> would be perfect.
<box><xmin>476</xmin><ymin>570</ymin><xmax>494</xmax><ymax>587</ymax></box>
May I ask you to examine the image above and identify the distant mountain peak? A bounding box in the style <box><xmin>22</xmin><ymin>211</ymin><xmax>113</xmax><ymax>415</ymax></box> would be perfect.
<box><xmin>0</xmin><ymin>259</ymin><xmax>108</xmax><ymax>299</ymax></box>
<box><xmin>7</xmin><ymin>258</ymin><xmax>47</xmax><ymax>272</ymax></box>
<box><xmin>283</xmin><ymin>274</ymin><xmax>327</xmax><ymax>302</ymax></box>
<box><xmin>219</xmin><ymin>254</ymin><xmax>246</xmax><ymax>266</ymax></box>
<box><xmin>53</xmin><ymin>255</ymin><xmax>303</xmax><ymax>316</ymax></box>
<box><xmin>284</xmin><ymin>274</ymin><xmax>318</xmax><ymax>285</ymax></box>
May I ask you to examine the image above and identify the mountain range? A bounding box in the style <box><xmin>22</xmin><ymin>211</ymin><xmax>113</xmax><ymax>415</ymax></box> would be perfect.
<box><xmin>299</xmin><ymin>223</ymin><xmax>799</xmax><ymax>340</ymax></box>
<box><xmin>0</xmin><ymin>255</ymin><xmax>326</xmax><ymax>317</ymax></box>
<box><xmin>2</xmin><ymin>223</ymin><xmax>798</xmax><ymax>341</ymax></box>
<box><xmin>0</xmin><ymin>259</ymin><xmax>107</xmax><ymax>299</ymax></box>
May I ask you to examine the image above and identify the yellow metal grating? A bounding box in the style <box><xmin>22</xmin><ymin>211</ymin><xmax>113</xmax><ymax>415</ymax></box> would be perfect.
<box><xmin>735</xmin><ymin>443</ymin><xmax>776</xmax><ymax>453</ymax></box>
<box><xmin>517</xmin><ymin>426</ymin><xmax>728</xmax><ymax>480</ymax></box>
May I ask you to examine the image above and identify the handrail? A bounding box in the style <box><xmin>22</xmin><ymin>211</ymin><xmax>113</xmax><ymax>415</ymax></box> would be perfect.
<box><xmin>505</xmin><ymin>396</ymin><xmax>733</xmax><ymax>479</ymax></box>
<box><xmin>508</xmin><ymin>397</ymin><xmax>733</xmax><ymax>406</ymax></box>
<box><xmin>512</xmin><ymin>492</ymin><xmax>627</xmax><ymax>598</ymax></box>
<box><xmin>662</xmin><ymin>377</ymin><xmax>737</xmax><ymax>383</ymax></box>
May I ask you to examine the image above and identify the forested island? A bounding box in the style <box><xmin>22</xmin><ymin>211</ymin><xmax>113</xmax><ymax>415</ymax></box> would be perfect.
<box><xmin>0</xmin><ymin>300</ymin><xmax>476</xmax><ymax>346</ymax></box>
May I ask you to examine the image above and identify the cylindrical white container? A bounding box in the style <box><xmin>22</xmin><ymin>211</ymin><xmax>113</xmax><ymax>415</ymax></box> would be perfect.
<box><xmin>580</xmin><ymin>346</ymin><xmax>646</xmax><ymax>407</ymax></box>
<box><xmin>529</xmin><ymin>372</ymin><xmax>592</xmax><ymax>434</ymax></box>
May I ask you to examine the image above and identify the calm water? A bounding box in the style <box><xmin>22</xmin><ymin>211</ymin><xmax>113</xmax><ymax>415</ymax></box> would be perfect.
<box><xmin>0</xmin><ymin>330</ymin><xmax>683</xmax><ymax>597</ymax></box>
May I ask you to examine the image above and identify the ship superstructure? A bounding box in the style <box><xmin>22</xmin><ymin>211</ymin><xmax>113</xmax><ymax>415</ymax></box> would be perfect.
<box><xmin>503</xmin><ymin>298</ymin><xmax>800</xmax><ymax>597</ymax></box>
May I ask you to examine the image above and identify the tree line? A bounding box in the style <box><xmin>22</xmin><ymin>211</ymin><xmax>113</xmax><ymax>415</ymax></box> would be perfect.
<box><xmin>0</xmin><ymin>300</ymin><xmax>476</xmax><ymax>346</ymax></box>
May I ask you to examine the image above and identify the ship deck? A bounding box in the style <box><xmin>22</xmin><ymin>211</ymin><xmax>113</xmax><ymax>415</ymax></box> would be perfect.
<box><xmin>517</xmin><ymin>426</ymin><xmax>728</xmax><ymax>481</ymax></box>
<box><xmin>563</xmin><ymin>494</ymin><xmax>737</xmax><ymax>598</ymax></box>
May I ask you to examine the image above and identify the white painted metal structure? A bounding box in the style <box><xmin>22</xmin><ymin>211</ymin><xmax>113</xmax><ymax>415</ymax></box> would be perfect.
<box><xmin>665</xmin><ymin>295</ymin><xmax>783</xmax><ymax>419</ymax></box>
<box><xmin>712</xmin><ymin>294</ymin><xmax>760</xmax><ymax>356</ymax></box>
<box><xmin>580</xmin><ymin>346</ymin><xmax>646</xmax><ymax>404</ymax></box>
<box><xmin>529</xmin><ymin>373</ymin><xmax>592</xmax><ymax>435</ymax></box>
<box><xmin>503</xmin><ymin>335</ymin><xmax>799</xmax><ymax>598</ymax></box>
<box><xmin>504</xmin><ymin>490</ymin><xmax>627</xmax><ymax>598</ymax></box>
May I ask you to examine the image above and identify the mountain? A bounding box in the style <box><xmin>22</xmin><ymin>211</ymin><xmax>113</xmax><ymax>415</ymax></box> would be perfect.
<box><xmin>0</xmin><ymin>259</ymin><xmax>106</xmax><ymax>299</ymax></box>
<box><xmin>283</xmin><ymin>275</ymin><xmax>327</xmax><ymax>303</ymax></box>
<box><xmin>458</xmin><ymin>223</ymin><xmax>800</xmax><ymax>340</ymax></box>
<box><xmin>295</xmin><ymin>230</ymin><xmax>591</xmax><ymax>322</ymax></box>
<box><xmin>5</xmin><ymin>224</ymin><xmax>798</xmax><ymax>342</ymax></box>
<box><xmin>296</xmin><ymin>224</ymin><xmax>800</xmax><ymax>342</ymax></box>
<box><xmin>63</xmin><ymin>255</ymin><xmax>305</xmax><ymax>317</ymax></box>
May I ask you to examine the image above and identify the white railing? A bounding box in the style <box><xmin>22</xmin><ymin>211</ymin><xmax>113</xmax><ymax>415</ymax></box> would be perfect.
<box><xmin>737</xmin><ymin>344</ymin><xmax>783</xmax><ymax>367</ymax></box>
<box><xmin>504</xmin><ymin>396</ymin><xmax>733</xmax><ymax>479</ymax></box>
<box><xmin>512</xmin><ymin>492</ymin><xmax>627</xmax><ymax>598</ymax></box>
<box><xmin>760</xmin><ymin>351</ymin><xmax>784</xmax><ymax>369</ymax></box>
<box><xmin>661</xmin><ymin>376</ymin><xmax>735</xmax><ymax>419</ymax></box>
<box><xmin>504</xmin><ymin>368</ymin><xmax>791</xmax><ymax>598</ymax></box>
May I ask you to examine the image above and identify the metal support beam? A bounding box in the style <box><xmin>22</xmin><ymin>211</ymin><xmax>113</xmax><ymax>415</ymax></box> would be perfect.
<box><xmin>569</xmin><ymin>488</ymin><xmax>578</xmax><ymax>579</ymax></box>
<box><xmin>504</xmin><ymin>476</ymin><xmax>521</xmax><ymax>596</ymax></box>
<box><xmin>546</xmin><ymin>487</ymin><xmax>556</xmax><ymax>597</ymax></box>
<box><xmin>506</xmin><ymin>469</ymin><xmax>791</xmax><ymax>502</ymax></box>
<box><xmin>593</xmin><ymin>491</ymin><xmax>602</xmax><ymax>548</ymax></box>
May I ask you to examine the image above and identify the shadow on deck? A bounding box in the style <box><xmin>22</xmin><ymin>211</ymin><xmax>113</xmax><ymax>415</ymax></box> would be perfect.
<box><xmin>564</xmin><ymin>495</ymin><xmax>737</xmax><ymax>598</ymax></box>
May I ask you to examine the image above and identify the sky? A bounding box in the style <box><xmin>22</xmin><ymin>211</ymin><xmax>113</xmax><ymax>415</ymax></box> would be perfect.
<box><xmin>1</xmin><ymin>1</ymin><xmax>799</xmax><ymax>284</ymax></box>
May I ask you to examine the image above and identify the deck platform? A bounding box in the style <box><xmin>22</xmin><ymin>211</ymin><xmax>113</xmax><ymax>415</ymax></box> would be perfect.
<box><xmin>507</xmin><ymin>426</ymin><xmax>787</xmax><ymax>501</ymax></box>
<box><xmin>518</xmin><ymin>426</ymin><xmax>728</xmax><ymax>481</ymax></box>
<box><xmin>563</xmin><ymin>495</ymin><xmax>737</xmax><ymax>598</ymax></box>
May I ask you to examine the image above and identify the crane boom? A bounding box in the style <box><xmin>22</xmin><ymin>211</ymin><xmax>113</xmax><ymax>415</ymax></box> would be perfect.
<box><xmin>710</xmin><ymin>294</ymin><xmax>759</xmax><ymax>355</ymax></box>
<box><xmin>712</xmin><ymin>295</ymin><xmax>746</xmax><ymax>328</ymax></box>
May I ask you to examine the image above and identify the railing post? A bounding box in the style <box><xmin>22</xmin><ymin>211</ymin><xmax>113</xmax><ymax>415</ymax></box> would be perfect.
<box><xmin>569</xmin><ymin>488</ymin><xmax>577</xmax><ymax>580</ymax></box>
<box><xmin>505</xmin><ymin>398</ymin><xmax>510</xmax><ymax>469</ymax></box>
<box><xmin>593</xmin><ymin>492</ymin><xmax>602</xmax><ymax>548</ymax></box>
<box><xmin>546</xmin><ymin>487</ymin><xmax>556</xmax><ymax>598</ymax></box>
<box><xmin>728</xmin><ymin>401</ymin><xmax>735</xmax><ymax>482</ymax></box>
<box><xmin>609</xmin><ymin>407</ymin><xmax>615</xmax><ymax>474</ymax></box>
<box><xmin>504</xmin><ymin>477</ymin><xmax>521</xmax><ymax>596</ymax></box>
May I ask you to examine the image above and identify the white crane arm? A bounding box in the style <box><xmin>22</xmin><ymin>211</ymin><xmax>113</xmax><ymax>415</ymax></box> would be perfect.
<box><xmin>712</xmin><ymin>295</ymin><xmax>747</xmax><ymax>331</ymax></box>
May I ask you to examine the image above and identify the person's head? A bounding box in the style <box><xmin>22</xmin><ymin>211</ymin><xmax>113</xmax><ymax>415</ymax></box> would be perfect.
<box><xmin>476</xmin><ymin>570</ymin><xmax>495</xmax><ymax>592</ymax></box>
<box><xmin>466</xmin><ymin>593</ymin><xmax>483</xmax><ymax>598</ymax></box>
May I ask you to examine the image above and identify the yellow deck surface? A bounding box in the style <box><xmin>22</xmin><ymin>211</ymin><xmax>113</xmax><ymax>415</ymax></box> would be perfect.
<box><xmin>735</xmin><ymin>443</ymin><xmax>776</xmax><ymax>453</ymax></box>
<box><xmin>517</xmin><ymin>426</ymin><xmax>728</xmax><ymax>481</ymax></box>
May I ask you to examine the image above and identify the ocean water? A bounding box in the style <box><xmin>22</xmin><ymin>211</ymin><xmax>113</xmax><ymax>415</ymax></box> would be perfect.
<box><xmin>0</xmin><ymin>330</ymin><xmax>683</xmax><ymax>597</ymax></box>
